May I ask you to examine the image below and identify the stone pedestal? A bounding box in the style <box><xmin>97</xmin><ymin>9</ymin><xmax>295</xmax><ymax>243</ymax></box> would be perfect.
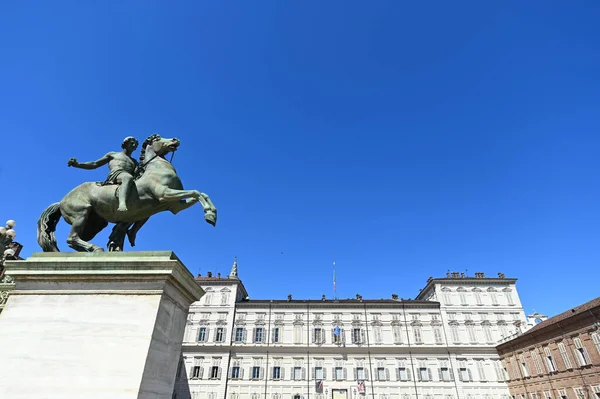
<box><xmin>0</xmin><ymin>251</ymin><xmax>204</xmax><ymax>399</ymax></box>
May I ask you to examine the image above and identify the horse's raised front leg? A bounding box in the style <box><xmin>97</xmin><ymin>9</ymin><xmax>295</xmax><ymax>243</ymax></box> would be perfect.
<box><xmin>161</xmin><ymin>188</ymin><xmax>217</xmax><ymax>226</ymax></box>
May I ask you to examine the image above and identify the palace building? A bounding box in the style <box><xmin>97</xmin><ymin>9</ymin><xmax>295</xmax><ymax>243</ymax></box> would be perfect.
<box><xmin>173</xmin><ymin>259</ymin><xmax>530</xmax><ymax>399</ymax></box>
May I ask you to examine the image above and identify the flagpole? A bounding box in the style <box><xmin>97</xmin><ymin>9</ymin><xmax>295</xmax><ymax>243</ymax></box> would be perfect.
<box><xmin>333</xmin><ymin>261</ymin><xmax>337</xmax><ymax>300</ymax></box>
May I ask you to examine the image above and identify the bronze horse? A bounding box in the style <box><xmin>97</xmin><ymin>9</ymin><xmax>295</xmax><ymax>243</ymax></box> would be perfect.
<box><xmin>37</xmin><ymin>134</ymin><xmax>217</xmax><ymax>252</ymax></box>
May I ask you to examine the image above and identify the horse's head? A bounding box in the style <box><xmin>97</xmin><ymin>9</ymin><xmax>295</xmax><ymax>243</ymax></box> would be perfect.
<box><xmin>141</xmin><ymin>134</ymin><xmax>180</xmax><ymax>159</ymax></box>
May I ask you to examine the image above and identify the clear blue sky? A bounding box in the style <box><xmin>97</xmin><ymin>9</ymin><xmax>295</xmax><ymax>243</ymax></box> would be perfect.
<box><xmin>1</xmin><ymin>1</ymin><xmax>599</xmax><ymax>317</ymax></box>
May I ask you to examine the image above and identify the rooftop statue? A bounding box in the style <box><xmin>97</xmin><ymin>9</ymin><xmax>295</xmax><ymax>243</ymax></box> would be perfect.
<box><xmin>37</xmin><ymin>134</ymin><xmax>217</xmax><ymax>252</ymax></box>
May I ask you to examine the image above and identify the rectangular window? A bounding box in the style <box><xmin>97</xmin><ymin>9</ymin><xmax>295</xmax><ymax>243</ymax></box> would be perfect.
<box><xmin>335</xmin><ymin>367</ymin><xmax>344</xmax><ymax>380</ymax></box>
<box><xmin>574</xmin><ymin>388</ymin><xmax>585</xmax><ymax>399</ymax></box>
<box><xmin>397</xmin><ymin>367</ymin><xmax>411</xmax><ymax>381</ymax></box>
<box><xmin>231</xmin><ymin>366</ymin><xmax>240</xmax><ymax>379</ymax></box>
<box><xmin>293</xmin><ymin>325</ymin><xmax>302</xmax><ymax>344</ymax></box>
<box><xmin>272</xmin><ymin>327</ymin><xmax>280</xmax><ymax>343</ymax></box>
<box><xmin>531</xmin><ymin>350</ymin><xmax>543</xmax><ymax>374</ymax></box>
<box><xmin>476</xmin><ymin>360</ymin><xmax>486</xmax><ymax>381</ymax></box>
<box><xmin>519</xmin><ymin>354</ymin><xmax>529</xmax><ymax>377</ymax></box>
<box><xmin>544</xmin><ymin>347</ymin><xmax>557</xmax><ymax>372</ymax></box>
<box><xmin>558</xmin><ymin>342</ymin><xmax>572</xmax><ymax>369</ymax></box>
<box><xmin>210</xmin><ymin>366</ymin><xmax>219</xmax><ymax>379</ymax></box>
<box><xmin>374</xmin><ymin>326</ymin><xmax>382</xmax><ymax>343</ymax></box>
<box><xmin>315</xmin><ymin>367</ymin><xmax>324</xmax><ymax>380</ymax></box>
<box><xmin>451</xmin><ymin>325</ymin><xmax>460</xmax><ymax>342</ymax></box>
<box><xmin>544</xmin><ymin>392</ymin><xmax>552</xmax><ymax>399</ymax></box>
<box><xmin>254</xmin><ymin>328</ymin><xmax>264</xmax><ymax>343</ymax></box>
<box><xmin>434</xmin><ymin>328</ymin><xmax>443</xmax><ymax>344</ymax></box>
<box><xmin>272</xmin><ymin>366</ymin><xmax>281</xmax><ymax>379</ymax></box>
<box><xmin>505</xmin><ymin>291</ymin><xmax>514</xmax><ymax>305</ymax></box>
<box><xmin>439</xmin><ymin>362</ymin><xmax>452</xmax><ymax>381</ymax></box>
<box><xmin>293</xmin><ymin>367</ymin><xmax>303</xmax><ymax>380</ymax></box>
<box><xmin>483</xmin><ymin>325</ymin><xmax>493</xmax><ymax>342</ymax></box>
<box><xmin>458</xmin><ymin>361</ymin><xmax>471</xmax><ymax>381</ymax></box>
<box><xmin>314</xmin><ymin>328</ymin><xmax>323</xmax><ymax>344</ymax></box>
<box><xmin>356</xmin><ymin>367</ymin><xmax>365</xmax><ymax>380</ymax></box>
<box><xmin>353</xmin><ymin>328</ymin><xmax>362</xmax><ymax>344</ymax></box>
<box><xmin>490</xmin><ymin>292</ymin><xmax>498</xmax><ymax>305</ymax></box>
<box><xmin>198</xmin><ymin>327</ymin><xmax>207</xmax><ymax>342</ymax></box>
<box><xmin>460</xmin><ymin>292</ymin><xmax>468</xmax><ymax>305</ymax></box>
<box><xmin>393</xmin><ymin>326</ymin><xmax>403</xmax><ymax>344</ymax></box>
<box><xmin>558</xmin><ymin>389</ymin><xmax>567</xmax><ymax>399</ymax></box>
<box><xmin>573</xmin><ymin>337</ymin><xmax>591</xmax><ymax>366</ymax></box>
<box><xmin>475</xmin><ymin>291</ymin><xmax>483</xmax><ymax>305</ymax></box>
<box><xmin>192</xmin><ymin>366</ymin><xmax>202</xmax><ymax>378</ymax></box>
<box><xmin>467</xmin><ymin>325</ymin><xmax>477</xmax><ymax>342</ymax></box>
<box><xmin>235</xmin><ymin>328</ymin><xmax>244</xmax><ymax>343</ymax></box>
<box><xmin>593</xmin><ymin>333</ymin><xmax>600</xmax><ymax>355</ymax></box>
<box><xmin>413</xmin><ymin>326</ymin><xmax>422</xmax><ymax>344</ymax></box>
<box><xmin>215</xmin><ymin>328</ymin><xmax>224</xmax><ymax>342</ymax></box>
<box><xmin>493</xmin><ymin>360</ymin><xmax>505</xmax><ymax>382</ymax></box>
<box><xmin>377</xmin><ymin>367</ymin><xmax>386</xmax><ymax>381</ymax></box>
<box><xmin>252</xmin><ymin>366</ymin><xmax>261</xmax><ymax>380</ymax></box>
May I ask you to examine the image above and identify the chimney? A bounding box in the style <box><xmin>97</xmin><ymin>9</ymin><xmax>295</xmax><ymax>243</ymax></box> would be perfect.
<box><xmin>446</xmin><ymin>272</ymin><xmax>451</xmax><ymax>278</ymax></box>
<box><xmin>392</xmin><ymin>294</ymin><xmax>398</xmax><ymax>300</ymax></box>
<box><xmin>498</xmin><ymin>272</ymin><xmax>505</xmax><ymax>279</ymax></box>
<box><xmin>460</xmin><ymin>272</ymin><xmax>465</xmax><ymax>278</ymax></box>
<box><xmin>322</xmin><ymin>295</ymin><xmax>326</xmax><ymax>301</ymax></box>
<box><xmin>287</xmin><ymin>294</ymin><xmax>292</xmax><ymax>301</ymax></box>
<box><xmin>356</xmin><ymin>294</ymin><xmax>361</xmax><ymax>300</ymax></box>
<box><xmin>452</xmin><ymin>272</ymin><xmax>460</xmax><ymax>278</ymax></box>
<box><xmin>217</xmin><ymin>272</ymin><xmax>221</xmax><ymax>278</ymax></box>
<box><xmin>207</xmin><ymin>271</ymin><xmax>212</xmax><ymax>278</ymax></box>
<box><xmin>196</xmin><ymin>273</ymin><xmax>201</xmax><ymax>277</ymax></box>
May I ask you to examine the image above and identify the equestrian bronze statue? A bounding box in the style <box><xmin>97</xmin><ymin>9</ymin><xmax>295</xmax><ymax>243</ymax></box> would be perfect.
<box><xmin>37</xmin><ymin>134</ymin><xmax>217</xmax><ymax>252</ymax></box>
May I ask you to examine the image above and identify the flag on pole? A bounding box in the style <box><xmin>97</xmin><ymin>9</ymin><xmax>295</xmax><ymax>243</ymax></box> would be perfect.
<box><xmin>333</xmin><ymin>325</ymin><xmax>341</xmax><ymax>336</ymax></box>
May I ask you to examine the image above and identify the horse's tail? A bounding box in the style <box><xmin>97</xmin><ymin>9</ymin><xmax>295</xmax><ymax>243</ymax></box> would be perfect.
<box><xmin>37</xmin><ymin>202</ymin><xmax>62</xmax><ymax>252</ymax></box>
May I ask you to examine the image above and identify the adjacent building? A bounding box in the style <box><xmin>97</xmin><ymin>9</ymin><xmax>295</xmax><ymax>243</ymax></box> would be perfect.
<box><xmin>496</xmin><ymin>296</ymin><xmax>600</xmax><ymax>399</ymax></box>
<box><xmin>174</xmin><ymin>261</ymin><xmax>529</xmax><ymax>399</ymax></box>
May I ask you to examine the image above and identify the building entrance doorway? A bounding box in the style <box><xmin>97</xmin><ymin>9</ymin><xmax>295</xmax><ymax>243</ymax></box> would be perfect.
<box><xmin>332</xmin><ymin>389</ymin><xmax>348</xmax><ymax>399</ymax></box>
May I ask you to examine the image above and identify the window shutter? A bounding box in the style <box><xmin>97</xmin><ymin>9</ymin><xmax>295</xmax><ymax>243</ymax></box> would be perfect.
<box><xmin>427</xmin><ymin>368</ymin><xmax>432</xmax><ymax>381</ymax></box>
<box><xmin>204</xmin><ymin>329</ymin><xmax>209</xmax><ymax>342</ymax></box>
<box><xmin>406</xmin><ymin>368</ymin><xmax>411</xmax><ymax>381</ymax></box>
<box><xmin>200</xmin><ymin>367</ymin><xmax>204</xmax><ymax>379</ymax></box>
<box><xmin>342</xmin><ymin>329</ymin><xmax>346</xmax><ymax>343</ymax></box>
<box><xmin>252</xmin><ymin>328</ymin><xmax>256</xmax><ymax>343</ymax></box>
<box><xmin>323</xmin><ymin>368</ymin><xmax>327</xmax><ymax>380</ymax></box>
<box><xmin>331</xmin><ymin>329</ymin><xmax>335</xmax><ymax>343</ymax></box>
<box><xmin>467</xmin><ymin>369</ymin><xmax>472</xmax><ymax>381</ymax></box>
<box><xmin>343</xmin><ymin>368</ymin><xmax>347</xmax><ymax>380</ymax></box>
<box><xmin>582</xmin><ymin>347</ymin><xmax>591</xmax><ymax>365</ymax></box>
<box><xmin>438</xmin><ymin>368</ymin><xmax>443</xmax><ymax>381</ymax></box>
<box><xmin>449</xmin><ymin>368</ymin><xmax>454</xmax><ymax>381</ymax></box>
<box><xmin>365</xmin><ymin>369</ymin><xmax>369</xmax><ymax>381</ymax></box>
<box><xmin>229</xmin><ymin>367</ymin><xmax>234</xmax><ymax>378</ymax></box>
<box><xmin>386</xmin><ymin>368</ymin><xmax>390</xmax><ymax>381</ymax></box>
<box><xmin>458</xmin><ymin>369</ymin><xmax>463</xmax><ymax>381</ymax></box>
<box><xmin>302</xmin><ymin>367</ymin><xmax>306</xmax><ymax>380</ymax></box>
<box><xmin>223</xmin><ymin>328</ymin><xmax>227</xmax><ymax>342</ymax></box>
<box><xmin>243</xmin><ymin>328</ymin><xmax>247</xmax><ymax>343</ymax></box>
<box><xmin>322</xmin><ymin>331</ymin><xmax>326</xmax><ymax>344</ymax></box>
<box><xmin>311</xmin><ymin>367</ymin><xmax>315</xmax><ymax>380</ymax></box>
<box><xmin>281</xmin><ymin>367</ymin><xmax>285</xmax><ymax>380</ymax></box>
<box><xmin>240</xmin><ymin>367</ymin><xmax>244</xmax><ymax>380</ymax></box>
<box><xmin>312</xmin><ymin>329</ymin><xmax>316</xmax><ymax>343</ymax></box>
<box><xmin>418</xmin><ymin>369</ymin><xmax>422</xmax><ymax>382</ymax></box>
<box><xmin>332</xmin><ymin>368</ymin><xmax>336</xmax><ymax>381</ymax></box>
<box><xmin>396</xmin><ymin>368</ymin><xmax>400</xmax><ymax>381</ymax></box>
<box><xmin>217</xmin><ymin>367</ymin><xmax>222</xmax><ymax>380</ymax></box>
<box><xmin>361</xmin><ymin>329</ymin><xmax>366</xmax><ymax>343</ymax></box>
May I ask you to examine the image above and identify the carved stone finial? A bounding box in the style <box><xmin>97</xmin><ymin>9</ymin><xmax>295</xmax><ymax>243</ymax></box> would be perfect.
<box><xmin>229</xmin><ymin>256</ymin><xmax>239</xmax><ymax>279</ymax></box>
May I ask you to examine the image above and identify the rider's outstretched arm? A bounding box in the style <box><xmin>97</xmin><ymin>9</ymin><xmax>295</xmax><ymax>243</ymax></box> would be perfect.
<box><xmin>70</xmin><ymin>153</ymin><xmax>113</xmax><ymax>170</ymax></box>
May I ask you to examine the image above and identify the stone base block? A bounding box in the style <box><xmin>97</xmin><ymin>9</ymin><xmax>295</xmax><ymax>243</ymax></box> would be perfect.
<box><xmin>0</xmin><ymin>251</ymin><xmax>204</xmax><ymax>399</ymax></box>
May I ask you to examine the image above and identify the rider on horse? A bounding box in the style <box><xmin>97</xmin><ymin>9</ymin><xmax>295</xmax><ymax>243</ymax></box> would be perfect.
<box><xmin>67</xmin><ymin>137</ymin><xmax>139</xmax><ymax>212</ymax></box>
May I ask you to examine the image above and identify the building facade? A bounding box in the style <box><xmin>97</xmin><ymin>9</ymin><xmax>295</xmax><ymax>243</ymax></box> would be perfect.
<box><xmin>174</xmin><ymin>263</ymin><xmax>528</xmax><ymax>399</ymax></box>
<box><xmin>496</xmin><ymin>297</ymin><xmax>600</xmax><ymax>399</ymax></box>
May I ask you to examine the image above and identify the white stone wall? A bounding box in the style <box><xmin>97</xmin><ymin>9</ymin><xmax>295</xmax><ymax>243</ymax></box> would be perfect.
<box><xmin>175</xmin><ymin>277</ymin><xmax>520</xmax><ymax>399</ymax></box>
